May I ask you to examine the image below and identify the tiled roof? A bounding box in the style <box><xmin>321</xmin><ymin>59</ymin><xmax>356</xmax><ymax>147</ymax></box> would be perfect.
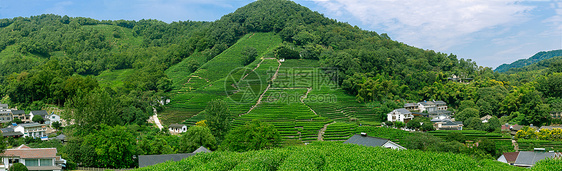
<box><xmin>394</xmin><ymin>108</ymin><xmax>411</xmax><ymax>114</ymax></box>
<box><xmin>193</xmin><ymin>146</ymin><xmax>211</xmax><ymax>153</ymax></box>
<box><xmin>2</xmin><ymin>145</ymin><xmax>57</xmax><ymax>158</ymax></box>
<box><xmin>139</xmin><ymin>153</ymin><xmax>196</xmax><ymax>167</ymax></box>
<box><xmin>503</xmin><ymin>152</ymin><xmax>519</xmax><ymax>163</ymax></box>
<box><xmin>344</xmin><ymin>134</ymin><xmax>389</xmax><ymax>147</ymax></box>
<box><xmin>17</xmin><ymin>123</ymin><xmax>47</xmax><ymax>128</ymax></box>
<box><xmin>30</xmin><ymin>110</ymin><xmax>48</xmax><ymax>116</ymax></box>
<box><xmin>514</xmin><ymin>151</ymin><xmax>558</xmax><ymax>167</ymax></box>
<box><xmin>169</xmin><ymin>124</ymin><xmax>186</xmax><ymax>128</ymax></box>
<box><xmin>434</xmin><ymin>101</ymin><xmax>446</xmax><ymax>105</ymax></box>
<box><xmin>0</xmin><ymin>104</ymin><xmax>7</xmax><ymax>108</ymax></box>
<box><xmin>11</xmin><ymin>110</ymin><xmax>25</xmax><ymax>115</ymax></box>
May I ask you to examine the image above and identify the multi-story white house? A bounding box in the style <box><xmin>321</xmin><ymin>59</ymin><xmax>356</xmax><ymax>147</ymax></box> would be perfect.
<box><xmin>0</xmin><ymin>104</ymin><xmax>9</xmax><ymax>112</ymax></box>
<box><xmin>0</xmin><ymin>144</ymin><xmax>65</xmax><ymax>171</ymax></box>
<box><xmin>13</xmin><ymin>123</ymin><xmax>48</xmax><ymax>138</ymax></box>
<box><xmin>387</xmin><ymin>108</ymin><xmax>414</xmax><ymax>123</ymax></box>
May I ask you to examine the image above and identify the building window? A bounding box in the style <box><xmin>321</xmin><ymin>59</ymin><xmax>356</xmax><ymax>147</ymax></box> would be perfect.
<box><xmin>40</xmin><ymin>159</ymin><xmax>52</xmax><ymax>166</ymax></box>
<box><xmin>9</xmin><ymin>158</ymin><xmax>19</xmax><ymax>164</ymax></box>
<box><xmin>26</xmin><ymin>159</ymin><xmax>39</xmax><ymax>166</ymax></box>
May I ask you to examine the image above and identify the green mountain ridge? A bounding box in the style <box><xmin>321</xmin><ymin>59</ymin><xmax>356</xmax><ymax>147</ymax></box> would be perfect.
<box><xmin>495</xmin><ymin>49</ymin><xmax>562</xmax><ymax>73</ymax></box>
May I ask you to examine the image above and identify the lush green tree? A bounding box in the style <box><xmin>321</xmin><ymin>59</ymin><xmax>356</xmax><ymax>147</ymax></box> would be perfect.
<box><xmin>520</xmin><ymin>90</ymin><xmax>551</xmax><ymax>127</ymax></box>
<box><xmin>205</xmin><ymin>99</ymin><xmax>231</xmax><ymax>141</ymax></box>
<box><xmin>275</xmin><ymin>46</ymin><xmax>299</xmax><ymax>59</ymax></box>
<box><xmin>51</xmin><ymin>121</ymin><xmax>62</xmax><ymax>131</ymax></box>
<box><xmin>9</xmin><ymin>163</ymin><xmax>28</xmax><ymax>171</ymax></box>
<box><xmin>406</xmin><ymin>117</ymin><xmax>433</xmax><ymax>131</ymax></box>
<box><xmin>179</xmin><ymin>126</ymin><xmax>217</xmax><ymax>153</ymax></box>
<box><xmin>32</xmin><ymin>115</ymin><xmax>44</xmax><ymax>124</ymax></box>
<box><xmin>477</xmin><ymin>138</ymin><xmax>497</xmax><ymax>157</ymax></box>
<box><xmin>187</xmin><ymin>59</ymin><xmax>200</xmax><ymax>73</ymax></box>
<box><xmin>464</xmin><ymin>117</ymin><xmax>484</xmax><ymax>130</ymax></box>
<box><xmin>403</xmin><ymin>132</ymin><xmax>441</xmax><ymax>151</ymax></box>
<box><xmin>394</xmin><ymin>121</ymin><xmax>405</xmax><ymax>128</ymax></box>
<box><xmin>485</xmin><ymin>116</ymin><xmax>501</xmax><ymax>132</ymax></box>
<box><xmin>138</xmin><ymin>135</ymin><xmax>175</xmax><ymax>155</ymax></box>
<box><xmin>82</xmin><ymin>124</ymin><xmax>137</xmax><ymax>168</ymax></box>
<box><xmin>458</xmin><ymin>100</ymin><xmax>477</xmax><ymax>112</ymax></box>
<box><xmin>221</xmin><ymin>120</ymin><xmax>281</xmax><ymax>152</ymax></box>
<box><xmin>241</xmin><ymin>46</ymin><xmax>258</xmax><ymax>65</ymax></box>
<box><xmin>64</xmin><ymin>89</ymin><xmax>120</xmax><ymax>132</ymax></box>
<box><xmin>444</xmin><ymin>132</ymin><xmax>466</xmax><ymax>143</ymax></box>
<box><xmin>13</xmin><ymin>118</ymin><xmax>23</xmax><ymax>124</ymax></box>
<box><xmin>455</xmin><ymin>108</ymin><xmax>479</xmax><ymax>122</ymax></box>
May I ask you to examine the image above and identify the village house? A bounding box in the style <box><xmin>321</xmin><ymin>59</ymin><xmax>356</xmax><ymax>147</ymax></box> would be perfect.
<box><xmin>139</xmin><ymin>146</ymin><xmax>210</xmax><ymax>167</ymax></box>
<box><xmin>497</xmin><ymin>149</ymin><xmax>562</xmax><ymax>167</ymax></box>
<box><xmin>29</xmin><ymin>110</ymin><xmax>49</xmax><ymax>122</ymax></box>
<box><xmin>169</xmin><ymin>124</ymin><xmax>188</xmax><ymax>133</ymax></box>
<box><xmin>0</xmin><ymin>104</ymin><xmax>8</xmax><ymax>111</ymax></box>
<box><xmin>0</xmin><ymin>128</ymin><xmax>22</xmax><ymax>138</ymax></box>
<box><xmin>45</xmin><ymin>113</ymin><xmax>61</xmax><ymax>126</ymax></box>
<box><xmin>10</xmin><ymin>110</ymin><xmax>26</xmax><ymax>123</ymax></box>
<box><xmin>417</xmin><ymin>101</ymin><xmax>436</xmax><ymax>113</ymax></box>
<box><xmin>0</xmin><ymin>111</ymin><xmax>12</xmax><ymax>124</ymax></box>
<box><xmin>0</xmin><ymin>144</ymin><xmax>66</xmax><ymax>171</ymax></box>
<box><xmin>13</xmin><ymin>123</ymin><xmax>48</xmax><ymax>138</ymax></box>
<box><xmin>344</xmin><ymin>133</ymin><xmax>406</xmax><ymax>150</ymax></box>
<box><xmin>404</xmin><ymin>103</ymin><xmax>418</xmax><ymax>111</ymax></box>
<box><xmin>480</xmin><ymin>115</ymin><xmax>492</xmax><ymax>123</ymax></box>
<box><xmin>431</xmin><ymin>115</ymin><xmax>463</xmax><ymax>130</ymax></box>
<box><xmin>387</xmin><ymin>108</ymin><xmax>414</xmax><ymax>123</ymax></box>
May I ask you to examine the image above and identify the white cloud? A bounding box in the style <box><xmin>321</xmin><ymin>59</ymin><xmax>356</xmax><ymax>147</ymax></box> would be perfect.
<box><xmin>312</xmin><ymin>0</ymin><xmax>534</xmax><ymax>51</ymax></box>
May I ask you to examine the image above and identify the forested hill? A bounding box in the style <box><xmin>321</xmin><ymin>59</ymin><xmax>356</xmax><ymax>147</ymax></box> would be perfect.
<box><xmin>495</xmin><ymin>49</ymin><xmax>562</xmax><ymax>73</ymax></box>
<box><xmin>0</xmin><ymin>0</ymin><xmax>483</xmax><ymax>110</ymax></box>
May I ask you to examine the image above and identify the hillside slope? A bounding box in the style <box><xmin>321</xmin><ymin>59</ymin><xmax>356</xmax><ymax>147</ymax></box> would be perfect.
<box><xmin>495</xmin><ymin>49</ymin><xmax>562</xmax><ymax>73</ymax></box>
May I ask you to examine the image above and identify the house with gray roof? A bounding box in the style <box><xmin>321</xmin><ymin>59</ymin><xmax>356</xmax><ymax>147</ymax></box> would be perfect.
<box><xmin>0</xmin><ymin>111</ymin><xmax>12</xmax><ymax>123</ymax></box>
<box><xmin>497</xmin><ymin>150</ymin><xmax>562</xmax><ymax>167</ymax></box>
<box><xmin>387</xmin><ymin>108</ymin><xmax>414</xmax><ymax>123</ymax></box>
<box><xmin>344</xmin><ymin>133</ymin><xmax>406</xmax><ymax>150</ymax></box>
<box><xmin>138</xmin><ymin>146</ymin><xmax>212</xmax><ymax>167</ymax></box>
<box><xmin>0</xmin><ymin>103</ymin><xmax>8</xmax><ymax>111</ymax></box>
<box><xmin>169</xmin><ymin>124</ymin><xmax>188</xmax><ymax>134</ymax></box>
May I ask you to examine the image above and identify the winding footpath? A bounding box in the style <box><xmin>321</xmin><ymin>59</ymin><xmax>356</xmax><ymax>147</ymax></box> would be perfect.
<box><xmin>149</xmin><ymin>107</ymin><xmax>164</xmax><ymax>130</ymax></box>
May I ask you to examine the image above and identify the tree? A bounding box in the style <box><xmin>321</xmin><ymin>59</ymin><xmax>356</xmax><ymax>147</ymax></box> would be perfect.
<box><xmin>9</xmin><ymin>163</ymin><xmax>28</xmax><ymax>171</ymax></box>
<box><xmin>241</xmin><ymin>46</ymin><xmax>257</xmax><ymax>65</ymax></box>
<box><xmin>179</xmin><ymin>126</ymin><xmax>217</xmax><ymax>153</ymax></box>
<box><xmin>13</xmin><ymin>118</ymin><xmax>23</xmax><ymax>124</ymax></box>
<box><xmin>403</xmin><ymin>132</ymin><xmax>441</xmax><ymax>151</ymax></box>
<box><xmin>485</xmin><ymin>116</ymin><xmax>501</xmax><ymax>132</ymax></box>
<box><xmin>394</xmin><ymin>121</ymin><xmax>405</xmax><ymax>128</ymax></box>
<box><xmin>465</xmin><ymin>117</ymin><xmax>483</xmax><ymax>130</ymax></box>
<box><xmin>455</xmin><ymin>108</ymin><xmax>479</xmax><ymax>122</ymax></box>
<box><xmin>221</xmin><ymin>120</ymin><xmax>281</xmax><ymax>152</ymax></box>
<box><xmin>458</xmin><ymin>100</ymin><xmax>477</xmax><ymax>112</ymax></box>
<box><xmin>82</xmin><ymin>124</ymin><xmax>137</xmax><ymax>168</ymax></box>
<box><xmin>520</xmin><ymin>90</ymin><xmax>551</xmax><ymax>127</ymax></box>
<box><xmin>51</xmin><ymin>121</ymin><xmax>62</xmax><ymax>131</ymax></box>
<box><xmin>275</xmin><ymin>46</ymin><xmax>299</xmax><ymax>59</ymax></box>
<box><xmin>205</xmin><ymin>99</ymin><xmax>231</xmax><ymax>141</ymax></box>
<box><xmin>32</xmin><ymin>115</ymin><xmax>44</xmax><ymax>124</ymax></box>
<box><xmin>64</xmin><ymin>89</ymin><xmax>121</xmax><ymax>133</ymax></box>
<box><xmin>477</xmin><ymin>138</ymin><xmax>497</xmax><ymax>156</ymax></box>
<box><xmin>444</xmin><ymin>132</ymin><xmax>466</xmax><ymax>143</ymax></box>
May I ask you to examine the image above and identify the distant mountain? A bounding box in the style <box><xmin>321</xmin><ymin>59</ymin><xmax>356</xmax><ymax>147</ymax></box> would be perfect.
<box><xmin>495</xmin><ymin>49</ymin><xmax>562</xmax><ymax>73</ymax></box>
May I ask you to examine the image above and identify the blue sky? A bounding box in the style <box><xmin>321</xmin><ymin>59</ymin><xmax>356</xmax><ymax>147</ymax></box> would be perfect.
<box><xmin>1</xmin><ymin>0</ymin><xmax>561</xmax><ymax>68</ymax></box>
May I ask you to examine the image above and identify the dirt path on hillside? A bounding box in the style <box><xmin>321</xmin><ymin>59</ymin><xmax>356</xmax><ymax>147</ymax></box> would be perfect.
<box><xmin>148</xmin><ymin>107</ymin><xmax>164</xmax><ymax>130</ymax></box>
<box><xmin>241</xmin><ymin>59</ymin><xmax>282</xmax><ymax>116</ymax></box>
<box><xmin>512</xmin><ymin>139</ymin><xmax>519</xmax><ymax>151</ymax></box>
<box><xmin>318</xmin><ymin>121</ymin><xmax>335</xmax><ymax>141</ymax></box>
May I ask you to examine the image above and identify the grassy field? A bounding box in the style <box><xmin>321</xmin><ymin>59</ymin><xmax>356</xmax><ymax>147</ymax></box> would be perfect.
<box><xmin>95</xmin><ymin>69</ymin><xmax>135</xmax><ymax>88</ymax></box>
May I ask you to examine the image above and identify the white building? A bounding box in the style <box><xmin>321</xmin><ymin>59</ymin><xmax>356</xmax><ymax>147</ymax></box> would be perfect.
<box><xmin>0</xmin><ymin>145</ymin><xmax>65</xmax><ymax>171</ymax></box>
<box><xmin>14</xmin><ymin>123</ymin><xmax>48</xmax><ymax>138</ymax></box>
<box><xmin>169</xmin><ymin>124</ymin><xmax>188</xmax><ymax>133</ymax></box>
<box><xmin>45</xmin><ymin>113</ymin><xmax>61</xmax><ymax>126</ymax></box>
<box><xmin>387</xmin><ymin>108</ymin><xmax>414</xmax><ymax>123</ymax></box>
